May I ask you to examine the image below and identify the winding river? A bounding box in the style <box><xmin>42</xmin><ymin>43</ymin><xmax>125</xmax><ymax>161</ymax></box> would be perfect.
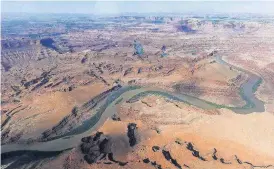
<box><xmin>1</xmin><ymin>56</ymin><xmax>265</xmax><ymax>158</ymax></box>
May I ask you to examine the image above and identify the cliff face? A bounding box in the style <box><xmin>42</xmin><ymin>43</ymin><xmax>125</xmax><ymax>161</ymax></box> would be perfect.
<box><xmin>1</xmin><ymin>39</ymin><xmax>40</xmax><ymax>71</ymax></box>
<box><xmin>1</xmin><ymin>39</ymin><xmax>38</xmax><ymax>50</ymax></box>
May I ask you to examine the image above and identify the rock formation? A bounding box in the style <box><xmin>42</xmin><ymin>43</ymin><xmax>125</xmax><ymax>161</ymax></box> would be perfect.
<box><xmin>80</xmin><ymin>132</ymin><xmax>128</xmax><ymax>166</ymax></box>
<box><xmin>127</xmin><ymin>123</ymin><xmax>138</xmax><ymax>147</ymax></box>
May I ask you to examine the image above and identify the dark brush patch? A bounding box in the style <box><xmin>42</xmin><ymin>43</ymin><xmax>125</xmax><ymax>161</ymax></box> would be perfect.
<box><xmin>162</xmin><ymin>150</ymin><xmax>182</xmax><ymax>169</ymax></box>
<box><xmin>212</xmin><ymin>148</ymin><xmax>218</xmax><ymax>160</ymax></box>
<box><xmin>220</xmin><ymin>158</ymin><xmax>231</xmax><ymax>164</ymax></box>
<box><xmin>186</xmin><ymin>142</ymin><xmax>206</xmax><ymax>161</ymax></box>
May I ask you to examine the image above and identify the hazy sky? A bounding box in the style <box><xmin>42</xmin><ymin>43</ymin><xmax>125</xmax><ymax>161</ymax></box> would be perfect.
<box><xmin>2</xmin><ymin>1</ymin><xmax>274</xmax><ymax>15</ymax></box>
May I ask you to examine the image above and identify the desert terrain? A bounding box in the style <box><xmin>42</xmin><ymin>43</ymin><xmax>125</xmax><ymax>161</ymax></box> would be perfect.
<box><xmin>1</xmin><ymin>12</ymin><xmax>274</xmax><ymax>169</ymax></box>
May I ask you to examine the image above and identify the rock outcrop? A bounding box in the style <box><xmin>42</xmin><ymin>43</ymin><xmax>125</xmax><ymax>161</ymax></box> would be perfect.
<box><xmin>111</xmin><ymin>114</ymin><xmax>121</xmax><ymax>121</ymax></box>
<box><xmin>162</xmin><ymin>150</ymin><xmax>182</xmax><ymax>169</ymax></box>
<box><xmin>127</xmin><ymin>123</ymin><xmax>138</xmax><ymax>147</ymax></box>
<box><xmin>212</xmin><ymin>148</ymin><xmax>218</xmax><ymax>160</ymax></box>
<box><xmin>152</xmin><ymin>146</ymin><xmax>160</xmax><ymax>152</ymax></box>
<box><xmin>186</xmin><ymin>142</ymin><xmax>206</xmax><ymax>161</ymax></box>
<box><xmin>80</xmin><ymin>132</ymin><xmax>128</xmax><ymax>166</ymax></box>
<box><xmin>123</xmin><ymin>67</ymin><xmax>133</xmax><ymax>76</ymax></box>
<box><xmin>142</xmin><ymin>158</ymin><xmax>162</xmax><ymax>169</ymax></box>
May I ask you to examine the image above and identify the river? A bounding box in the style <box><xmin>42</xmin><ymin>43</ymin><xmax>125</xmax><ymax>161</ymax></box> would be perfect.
<box><xmin>1</xmin><ymin>55</ymin><xmax>265</xmax><ymax>158</ymax></box>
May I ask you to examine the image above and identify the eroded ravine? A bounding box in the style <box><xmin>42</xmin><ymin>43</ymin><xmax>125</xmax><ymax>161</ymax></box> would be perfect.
<box><xmin>1</xmin><ymin>56</ymin><xmax>265</xmax><ymax>160</ymax></box>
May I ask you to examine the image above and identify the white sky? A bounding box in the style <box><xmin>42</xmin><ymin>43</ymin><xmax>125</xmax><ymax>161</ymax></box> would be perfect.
<box><xmin>2</xmin><ymin>1</ymin><xmax>274</xmax><ymax>15</ymax></box>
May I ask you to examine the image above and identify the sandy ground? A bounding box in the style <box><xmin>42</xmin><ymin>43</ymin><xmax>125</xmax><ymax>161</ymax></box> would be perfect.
<box><xmin>1</xmin><ymin>83</ymin><xmax>108</xmax><ymax>139</ymax></box>
<box><xmin>120</xmin><ymin>95</ymin><xmax>274</xmax><ymax>159</ymax></box>
<box><xmin>38</xmin><ymin>95</ymin><xmax>274</xmax><ymax>169</ymax></box>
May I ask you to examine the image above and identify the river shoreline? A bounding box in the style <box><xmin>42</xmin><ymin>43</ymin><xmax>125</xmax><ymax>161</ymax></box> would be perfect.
<box><xmin>1</xmin><ymin>56</ymin><xmax>265</xmax><ymax>158</ymax></box>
